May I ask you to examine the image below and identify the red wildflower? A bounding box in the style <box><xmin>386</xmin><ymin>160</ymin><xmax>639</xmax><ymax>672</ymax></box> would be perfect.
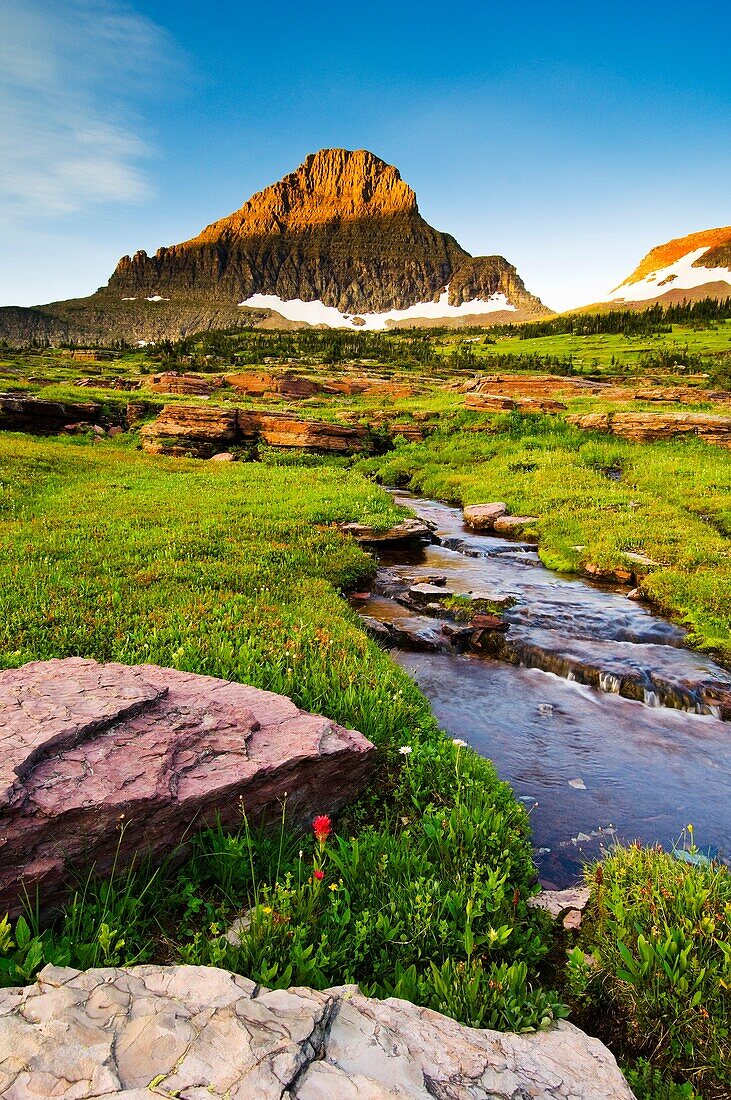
<box><xmin>313</xmin><ymin>869</ymin><xmax>324</xmax><ymax>881</ymax></box>
<box><xmin>312</xmin><ymin>815</ymin><xmax>332</xmax><ymax>843</ymax></box>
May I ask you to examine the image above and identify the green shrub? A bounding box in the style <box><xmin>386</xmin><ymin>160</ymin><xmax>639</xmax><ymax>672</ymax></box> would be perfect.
<box><xmin>571</xmin><ymin>842</ymin><xmax>731</xmax><ymax>1098</ymax></box>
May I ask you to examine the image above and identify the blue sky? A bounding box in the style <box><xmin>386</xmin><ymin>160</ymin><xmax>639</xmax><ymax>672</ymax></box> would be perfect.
<box><xmin>1</xmin><ymin>0</ymin><xmax>729</xmax><ymax>311</ymax></box>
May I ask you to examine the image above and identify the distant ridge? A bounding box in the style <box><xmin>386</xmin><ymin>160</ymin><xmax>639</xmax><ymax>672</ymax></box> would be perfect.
<box><xmin>587</xmin><ymin>225</ymin><xmax>731</xmax><ymax>311</ymax></box>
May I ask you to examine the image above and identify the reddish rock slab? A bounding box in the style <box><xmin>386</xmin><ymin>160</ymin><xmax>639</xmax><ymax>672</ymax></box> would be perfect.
<box><xmin>237</xmin><ymin>410</ymin><xmax>369</xmax><ymax>453</ymax></box>
<box><xmin>463</xmin><ymin>502</ymin><xmax>508</xmax><ymax>530</ymax></box>
<box><xmin>568</xmin><ymin>411</ymin><xmax>731</xmax><ymax>448</ymax></box>
<box><xmin>140</xmin><ymin>405</ymin><xmax>239</xmax><ymax>457</ymax></box>
<box><xmin>0</xmin><ymin>659</ymin><xmax>375</xmax><ymax>917</ymax></box>
<box><xmin>146</xmin><ymin>372</ymin><xmax>219</xmax><ymax>396</ymax></box>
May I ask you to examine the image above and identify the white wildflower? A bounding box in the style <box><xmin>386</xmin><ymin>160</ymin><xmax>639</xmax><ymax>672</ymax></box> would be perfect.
<box><xmin>452</xmin><ymin>738</ymin><xmax>468</xmax><ymax>748</ymax></box>
<box><xmin>399</xmin><ymin>745</ymin><xmax>413</xmax><ymax>755</ymax></box>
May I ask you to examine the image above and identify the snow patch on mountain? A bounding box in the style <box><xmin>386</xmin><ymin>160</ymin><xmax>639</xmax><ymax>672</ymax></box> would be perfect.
<box><xmin>607</xmin><ymin>247</ymin><xmax>731</xmax><ymax>303</ymax></box>
<box><xmin>239</xmin><ymin>288</ymin><xmax>516</xmax><ymax>330</ymax></box>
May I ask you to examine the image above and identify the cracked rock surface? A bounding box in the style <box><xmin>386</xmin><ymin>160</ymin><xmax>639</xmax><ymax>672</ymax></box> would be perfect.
<box><xmin>0</xmin><ymin>965</ymin><xmax>634</xmax><ymax>1099</ymax></box>
<box><xmin>0</xmin><ymin>658</ymin><xmax>374</xmax><ymax>917</ymax></box>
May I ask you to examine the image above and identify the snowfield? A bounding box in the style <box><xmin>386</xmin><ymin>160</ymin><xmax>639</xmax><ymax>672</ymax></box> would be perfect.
<box><xmin>238</xmin><ymin>287</ymin><xmax>516</xmax><ymax>330</ymax></box>
<box><xmin>607</xmin><ymin>247</ymin><xmax>731</xmax><ymax>302</ymax></box>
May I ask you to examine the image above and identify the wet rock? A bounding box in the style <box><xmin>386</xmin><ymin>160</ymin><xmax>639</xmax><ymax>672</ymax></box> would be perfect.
<box><xmin>0</xmin><ymin>658</ymin><xmax>374</xmax><ymax>917</ymax></box>
<box><xmin>441</xmin><ymin>622</ymin><xmax>477</xmax><ymax>648</ymax></box>
<box><xmin>408</xmin><ymin>582</ymin><xmax>454</xmax><ymax>603</ymax></box>
<box><xmin>470</xmin><ymin>613</ymin><xmax>508</xmax><ymax>632</ymax></box>
<box><xmin>0</xmin><ymin>965</ymin><xmax>635</xmax><ymax>1100</ymax></box>
<box><xmin>361</xmin><ymin>617</ymin><xmax>394</xmax><ymax>644</ymax></box>
<box><xmin>568</xmin><ymin>778</ymin><xmax>587</xmax><ymax>790</ymax></box>
<box><xmin>340</xmin><ymin>519</ymin><xmax>432</xmax><ymax>545</ymax></box>
<box><xmin>463</xmin><ymin>502</ymin><xmax>508</xmax><ymax>530</ymax></box>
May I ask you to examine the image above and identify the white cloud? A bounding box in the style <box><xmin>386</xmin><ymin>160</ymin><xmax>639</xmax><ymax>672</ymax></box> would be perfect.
<box><xmin>0</xmin><ymin>0</ymin><xmax>178</xmax><ymax>222</ymax></box>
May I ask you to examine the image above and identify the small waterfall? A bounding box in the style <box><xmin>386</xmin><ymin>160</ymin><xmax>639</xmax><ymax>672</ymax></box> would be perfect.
<box><xmin>599</xmin><ymin>672</ymin><xmax>622</xmax><ymax>695</ymax></box>
<box><xmin>643</xmin><ymin>689</ymin><xmax>661</xmax><ymax>707</ymax></box>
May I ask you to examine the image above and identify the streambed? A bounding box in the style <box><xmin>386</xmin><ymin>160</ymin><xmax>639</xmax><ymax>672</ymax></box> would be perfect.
<box><xmin>356</xmin><ymin>491</ymin><xmax>731</xmax><ymax>886</ymax></box>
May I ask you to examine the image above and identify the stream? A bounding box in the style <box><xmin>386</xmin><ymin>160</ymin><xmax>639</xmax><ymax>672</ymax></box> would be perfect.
<box><xmin>354</xmin><ymin>491</ymin><xmax>731</xmax><ymax>887</ymax></box>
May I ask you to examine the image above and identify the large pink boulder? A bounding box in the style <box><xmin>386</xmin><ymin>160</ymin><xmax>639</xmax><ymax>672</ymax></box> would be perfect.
<box><xmin>0</xmin><ymin>659</ymin><xmax>375</xmax><ymax>917</ymax></box>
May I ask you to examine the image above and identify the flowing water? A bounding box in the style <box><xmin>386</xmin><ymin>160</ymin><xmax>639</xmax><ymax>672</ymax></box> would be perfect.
<box><xmin>355</xmin><ymin>491</ymin><xmax>731</xmax><ymax>886</ymax></box>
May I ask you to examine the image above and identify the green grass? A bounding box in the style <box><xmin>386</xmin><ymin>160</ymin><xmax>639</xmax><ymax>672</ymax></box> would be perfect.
<box><xmin>360</xmin><ymin>414</ymin><xmax>731</xmax><ymax>661</ymax></box>
<box><xmin>569</xmin><ymin>842</ymin><xmax>731</xmax><ymax>1099</ymax></box>
<box><xmin>435</xmin><ymin>320</ymin><xmax>731</xmax><ymax>373</ymax></box>
<box><xmin>0</xmin><ymin>432</ymin><xmax>560</xmax><ymax>1030</ymax></box>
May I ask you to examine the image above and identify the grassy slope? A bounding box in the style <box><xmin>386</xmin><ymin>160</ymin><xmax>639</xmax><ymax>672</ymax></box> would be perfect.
<box><xmin>0</xmin><ymin>432</ymin><xmax>558</xmax><ymax>1028</ymax></box>
<box><xmin>435</xmin><ymin>319</ymin><xmax>731</xmax><ymax>371</ymax></box>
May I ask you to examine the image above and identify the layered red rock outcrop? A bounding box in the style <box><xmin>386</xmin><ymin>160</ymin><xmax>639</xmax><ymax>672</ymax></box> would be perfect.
<box><xmin>146</xmin><ymin>372</ymin><xmax>219</xmax><ymax>396</ymax></box>
<box><xmin>140</xmin><ymin>404</ymin><xmax>370</xmax><ymax>457</ymax></box>
<box><xmin>0</xmin><ymin>658</ymin><xmax>375</xmax><ymax>917</ymax></box>
<box><xmin>465</xmin><ymin>393</ymin><xmax>567</xmax><ymax>413</ymax></box>
<box><xmin>567</xmin><ymin>411</ymin><xmax>731</xmax><ymax>448</ymax></box>
<box><xmin>140</xmin><ymin>405</ymin><xmax>239</xmax><ymax>457</ymax></box>
<box><xmin>0</xmin><ymin>396</ymin><xmax>114</xmax><ymax>435</ymax></box>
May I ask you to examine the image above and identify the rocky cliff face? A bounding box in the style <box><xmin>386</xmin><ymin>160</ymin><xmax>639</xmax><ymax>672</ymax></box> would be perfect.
<box><xmin>108</xmin><ymin>149</ymin><xmax>546</xmax><ymax>318</ymax></box>
<box><xmin>0</xmin><ymin>149</ymin><xmax>549</xmax><ymax>344</ymax></box>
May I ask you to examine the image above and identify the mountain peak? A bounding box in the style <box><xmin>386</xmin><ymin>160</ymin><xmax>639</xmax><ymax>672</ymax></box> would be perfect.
<box><xmin>104</xmin><ymin>148</ymin><xmax>550</xmax><ymax>328</ymax></box>
<box><xmin>191</xmin><ymin>148</ymin><xmax>418</xmax><ymax>242</ymax></box>
<box><xmin>623</xmin><ymin>226</ymin><xmax>731</xmax><ymax>286</ymax></box>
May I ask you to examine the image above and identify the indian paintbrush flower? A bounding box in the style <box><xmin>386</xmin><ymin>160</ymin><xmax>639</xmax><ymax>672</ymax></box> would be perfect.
<box><xmin>312</xmin><ymin>815</ymin><xmax>332</xmax><ymax>844</ymax></box>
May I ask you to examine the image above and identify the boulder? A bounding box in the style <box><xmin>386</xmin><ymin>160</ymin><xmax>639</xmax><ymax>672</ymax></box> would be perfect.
<box><xmin>463</xmin><ymin>502</ymin><xmax>508</xmax><ymax>530</ymax></box>
<box><xmin>407</xmin><ymin>582</ymin><xmax>454</xmax><ymax>603</ymax></box>
<box><xmin>0</xmin><ymin>965</ymin><xmax>635</xmax><ymax>1099</ymax></box>
<box><xmin>0</xmin><ymin>658</ymin><xmax>374</xmax><ymax>917</ymax></box>
<box><xmin>210</xmin><ymin>451</ymin><xmax>236</xmax><ymax>462</ymax></box>
<box><xmin>568</xmin><ymin>411</ymin><xmax>731</xmax><ymax>448</ymax></box>
<box><xmin>140</xmin><ymin>405</ymin><xmax>239</xmax><ymax>457</ymax></box>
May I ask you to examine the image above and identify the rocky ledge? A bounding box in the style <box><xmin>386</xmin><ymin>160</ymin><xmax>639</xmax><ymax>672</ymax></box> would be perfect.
<box><xmin>0</xmin><ymin>659</ymin><xmax>374</xmax><ymax>917</ymax></box>
<box><xmin>568</xmin><ymin>410</ymin><xmax>731</xmax><ymax>448</ymax></box>
<box><xmin>0</xmin><ymin>964</ymin><xmax>634</xmax><ymax>1099</ymax></box>
<box><xmin>140</xmin><ymin>404</ymin><xmax>370</xmax><ymax>457</ymax></box>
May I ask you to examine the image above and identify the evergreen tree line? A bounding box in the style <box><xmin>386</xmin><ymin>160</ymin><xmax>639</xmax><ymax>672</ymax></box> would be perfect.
<box><xmin>491</xmin><ymin>296</ymin><xmax>731</xmax><ymax>340</ymax></box>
